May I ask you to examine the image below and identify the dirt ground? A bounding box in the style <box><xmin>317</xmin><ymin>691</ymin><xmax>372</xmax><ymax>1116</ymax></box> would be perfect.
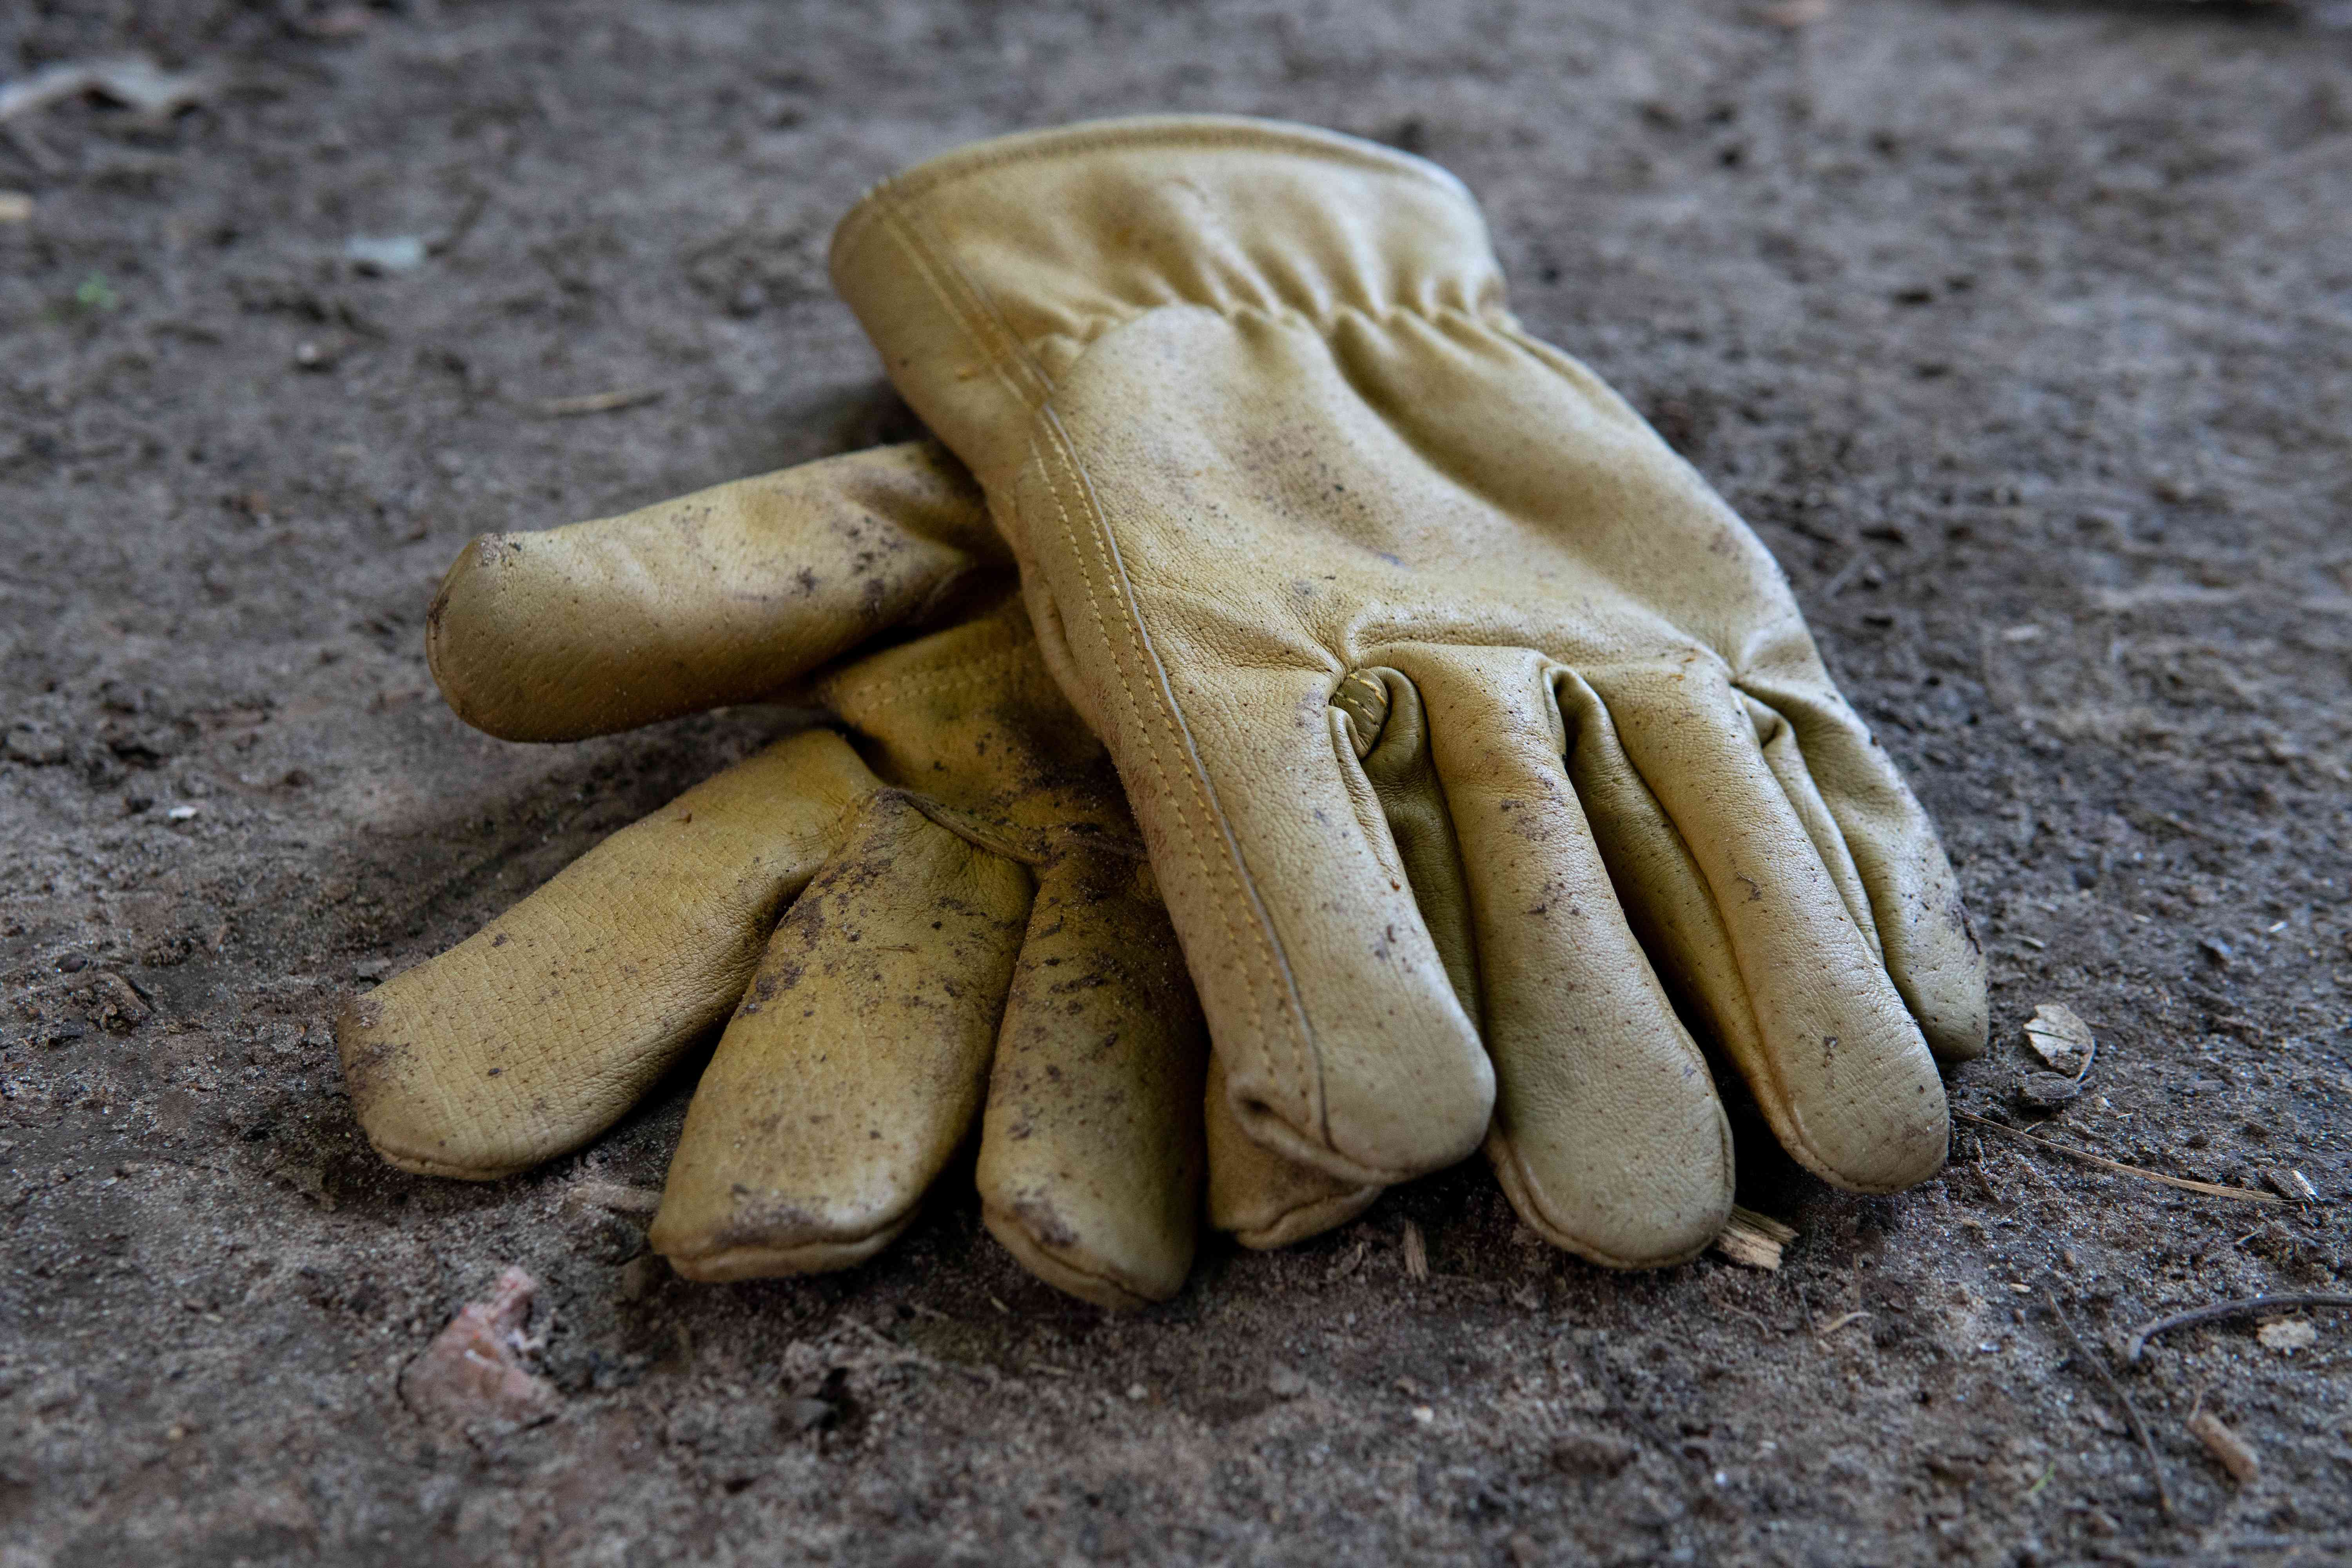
<box><xmin>5</xmin><ymin>0</ymin><xmax>2352</xmax><ymax>1563</ymax></box>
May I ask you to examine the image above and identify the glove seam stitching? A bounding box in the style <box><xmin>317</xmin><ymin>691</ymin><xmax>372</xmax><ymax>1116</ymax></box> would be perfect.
<box><xmin>866</xmin><ymin>182</ymin><xmax>1317</xmax><ymax>1143</ymax></box>
<box><xmin>1024</xmin><ymin>415</ymin><xmax>1316</xmax><ymax>1128</ymax></box>
<box><xmin>873</xmin><ymin>198</ymin><xmax>1056</xmax><ymax>412</ymax></box>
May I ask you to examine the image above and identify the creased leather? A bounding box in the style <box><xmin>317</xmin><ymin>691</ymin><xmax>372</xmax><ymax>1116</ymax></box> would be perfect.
<box><xmin>343</xmin><ymin>445</ymin><xmax>1219</xmax><ymax>1307</ymax></box>
<box><xmin>832</xmin><ymin>117</ymin><xmax>1989</xmax><ymax>1266</ymax></box>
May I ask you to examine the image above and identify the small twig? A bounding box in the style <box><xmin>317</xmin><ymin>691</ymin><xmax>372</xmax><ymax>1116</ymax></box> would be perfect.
<box><xmin>2044</xmin><ymin>1288</ymin><xmax>2175</xmax><ymax>1523</ymax></box>
<box><xmin>536</xmin><ymin>387</ymin><xmax>664</xmax><ymax>417</ymax></box>
<box><xmin>1958</xmin><ymin>1114</ymin><xmax>2285</xmax><ymax>1205</ymax></box>
<box><xmin>1815</xmin><ymin>1310</ymin><xmax>1873</xmax><ymax>1341</ymax></box>
<box><xmin>428</xmin><ymin>183</ymin><xmax>492</xmax><ymax>259</ymax></box>
<box><xmin>1820</xmin><ymin>549</ymin><xmax>1872</xmax><ymax>599</ymax></box>
<box><xmin>0</xmin><ymin>118</ymin><xmax>62</xmax><ymax>174</ymax></box>
<box><xmin>2124</xmin><ymin>1293</ymin><xmax>2352</xmax><ymax>1363</ymax></box>
<box><xmin>1967</xmin><ymin>1145</ymin><xmax>2016</xmax><ymax>1207</ymax></box>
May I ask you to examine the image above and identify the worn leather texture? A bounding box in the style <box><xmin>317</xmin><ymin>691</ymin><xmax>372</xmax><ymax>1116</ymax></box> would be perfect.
<box><xmin>832</xmin><ymin>117</ymin><xmax>1989</xmax><ymax>1267</ymax></box>
<box><xmin>340</xmin><ymin>444</ymin><xmax>1221</xmax><ymax>1307</ymax></box>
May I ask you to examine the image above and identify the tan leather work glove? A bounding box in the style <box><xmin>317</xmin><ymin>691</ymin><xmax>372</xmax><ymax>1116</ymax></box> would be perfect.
<box><xmin>340</xmin><ymin>441</ymin><xmax>1374</xmax><ymax>1304</ymax></box>
<box><xmin>829</xmin><ymin>117</ymin><xmax>1990</xmax><ymax>1268</ymax></box>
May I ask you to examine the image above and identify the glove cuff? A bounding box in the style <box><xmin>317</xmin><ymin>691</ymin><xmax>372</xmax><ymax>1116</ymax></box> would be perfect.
<box><xmin>829</xmin><ymin>115</ymin><xmax>1506</xmax><ymax>480</ymax></box>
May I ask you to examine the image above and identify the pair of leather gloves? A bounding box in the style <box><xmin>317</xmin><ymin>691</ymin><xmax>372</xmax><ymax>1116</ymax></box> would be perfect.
<box><xmin>340</xmin><ymin>117</ymin><xmax>1987</xmax><ymax>1308</ymax></box>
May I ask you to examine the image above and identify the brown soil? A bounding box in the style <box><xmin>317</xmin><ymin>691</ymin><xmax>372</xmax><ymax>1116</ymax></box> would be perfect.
<box><xmin>4</xmin><ymin>2</ymin><xmax>2350</xmax><ymax>1563</ymax></box>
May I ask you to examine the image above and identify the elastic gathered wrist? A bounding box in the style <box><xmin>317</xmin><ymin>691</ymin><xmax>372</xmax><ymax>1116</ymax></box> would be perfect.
<box><xmin>829</xmin><ymin>116</ymin><xmax>1510</xmax><ymax>477</ymax></box>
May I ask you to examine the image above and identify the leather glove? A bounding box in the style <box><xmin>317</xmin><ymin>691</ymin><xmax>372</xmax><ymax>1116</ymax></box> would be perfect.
<box><xmin>339</xmin><ymin>443</ymin><xmax>1236</xmax><ymax>1306</ymax></box>
<box><xmin>829</xmin><ymin>116</ymin><xmax>1989</xmax><ymax>1268</ymax></box>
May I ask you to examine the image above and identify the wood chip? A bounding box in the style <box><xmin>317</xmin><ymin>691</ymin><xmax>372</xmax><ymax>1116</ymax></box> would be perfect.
<box><xmin>1401</xmin><ymin>1220</ymin><xmax>1428</xmax><ymax>1281</ymax></box>
<box><xmin>1713</xmin><ymin>1206</ymin><xmax>1797</xmax><ymax>1270</ymax></box>
<box><xmin>2187</xmin><ymin>1411</ymin><xmax>2259</xmax><ymax>1484</ymax></box>
<box><xmin>2022</xmin><ymin>1002</ymin><xmax>2095</xmax><ymax>1076</ymax></box>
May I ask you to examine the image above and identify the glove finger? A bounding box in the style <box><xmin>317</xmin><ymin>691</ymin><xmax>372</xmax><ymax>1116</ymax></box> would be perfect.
<box><xmin>1743</xmin><ymin>693</ymin><xmax>1884</xmax><ymax>966</ymax></box>
<box><xmin>1584</xmin><ymin>660</ymin><xmax>1949</xmax><ymax>1193</ymax></box>
<box><xmin>1732</xmin><ymin>676</ymin><xmax>1989</xmax><ymax>1064</ymax></box>
<box><xmin>1205</xmin><ymin>1052</ymin><xmax>1381</xmax><ymax>1248</ymax></box>
<box><xmin>429</xmin><ymin>440</ymin><xmax>1004</xmax><ymax>742</ymax></box>
<box><xmin>1390</xmin><ymin>645</ymin><xmax>1735</xmax><ymax>1269</ymax></box>
<box><xmin>1062</xmin><ymin>645</ymin><xmax>1491</xmax><ymax>1187</ymax></box>
<box><xmin>975</xmin><ymin>848</ymin><xmax>1208</xmax><ymax>1308</ymax></box>
<box><xmin>1333</xmin><ymin>668</ymin><xmax>1481</xmax><ymax>1023</ymax></box>
<box><xmin>1194</xmin><ymin>666</ymin><xmax>1457</xmax><ymax>1251</ymax></box>
<box><xmin>649</xmin><ymin>792</ymin><xmax>1031</xmax><ymax>1279</ymax></box>
<box><xmin>336</xmin><ymin>730</ymin><xmax>875</xmax><ymax>1180</ymax></box>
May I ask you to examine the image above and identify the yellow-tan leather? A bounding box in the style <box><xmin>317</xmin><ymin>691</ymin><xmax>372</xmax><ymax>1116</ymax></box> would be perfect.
<box><xmin>343</xmin><ymin>446</ymin><xmax>1225</xmax><ymax>1306</ymax></box>
<box><xmin>831</xmin><ymin>118</ymin><xmax>1989</xmax><ymax>1267</ymax></box>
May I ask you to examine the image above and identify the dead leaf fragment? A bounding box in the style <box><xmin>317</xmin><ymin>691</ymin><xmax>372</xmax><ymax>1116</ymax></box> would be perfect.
<box><xmin>2187</xmin><ymin>1411</ymin><xmax>2259</xmax><ymax>1483</ymax></box>
<box><xmin>1401</xmin><ymin>1220</ymin><xmax>1429</xmax><ymax>1281</ymax></box>
<box><xmin>1713</xmin><ymin>1207</ymin><xmax>1798</xmax><ymax>1271</ymax></box>
<box><xmin>2023</xmin><ymin>1002</ymin><xmax>2095</xmax><ymax>1076</ymax></box>
<box><xmin>400</xmin><ymin>1267</ymin><xmax>561</xmax><ymax>1440</ymax></box>
<box><xmin>2261</xmin><ymin>1166</ymin><xmax>2318</xmax><ymax>1203</ymax></box>
<box><xmin>2256</xmin><ymin>1318</ymin><xmax>2318</xmax><ymax>1354</ymax></box>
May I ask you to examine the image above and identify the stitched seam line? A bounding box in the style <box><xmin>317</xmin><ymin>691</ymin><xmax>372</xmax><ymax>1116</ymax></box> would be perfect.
<box><xmin>867</xmin><ymin>185</ymin><xmax>1309</xmax><ymax>1136</ymax></box>
<box><xmin>1025</xmin><ymin>419</ymin><xmax>1309</xmax><ymax>1124</ymax></box>
<box><xmin>875</xmin><ymin>203</ymin><xmax>1054</xmax><ymax>409</ymax></box>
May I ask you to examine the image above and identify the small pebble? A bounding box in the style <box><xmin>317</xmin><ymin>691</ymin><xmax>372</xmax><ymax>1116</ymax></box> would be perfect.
<box><xmin>2015</xmin><ymin>1072</ymin><xmax>2081</xmax><ymax>1111</ymax></box>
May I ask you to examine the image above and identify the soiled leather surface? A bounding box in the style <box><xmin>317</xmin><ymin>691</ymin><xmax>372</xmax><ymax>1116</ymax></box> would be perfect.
<box><xmin>341</xmin><ymin>445</ymin><xmax>1223</xmax><ymax>1306</ymax></box>
<box><xmin>833</xmin><ymin>117</ymin><xmax>1988</xmax><ymax>1267</ymax></box>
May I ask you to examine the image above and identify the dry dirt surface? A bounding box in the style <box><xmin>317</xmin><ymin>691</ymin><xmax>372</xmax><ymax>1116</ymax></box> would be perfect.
<box><xmin>5</xmin><ymin>1</ymin><xmax>2352</xmax><ymax>1563</ymax></box>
